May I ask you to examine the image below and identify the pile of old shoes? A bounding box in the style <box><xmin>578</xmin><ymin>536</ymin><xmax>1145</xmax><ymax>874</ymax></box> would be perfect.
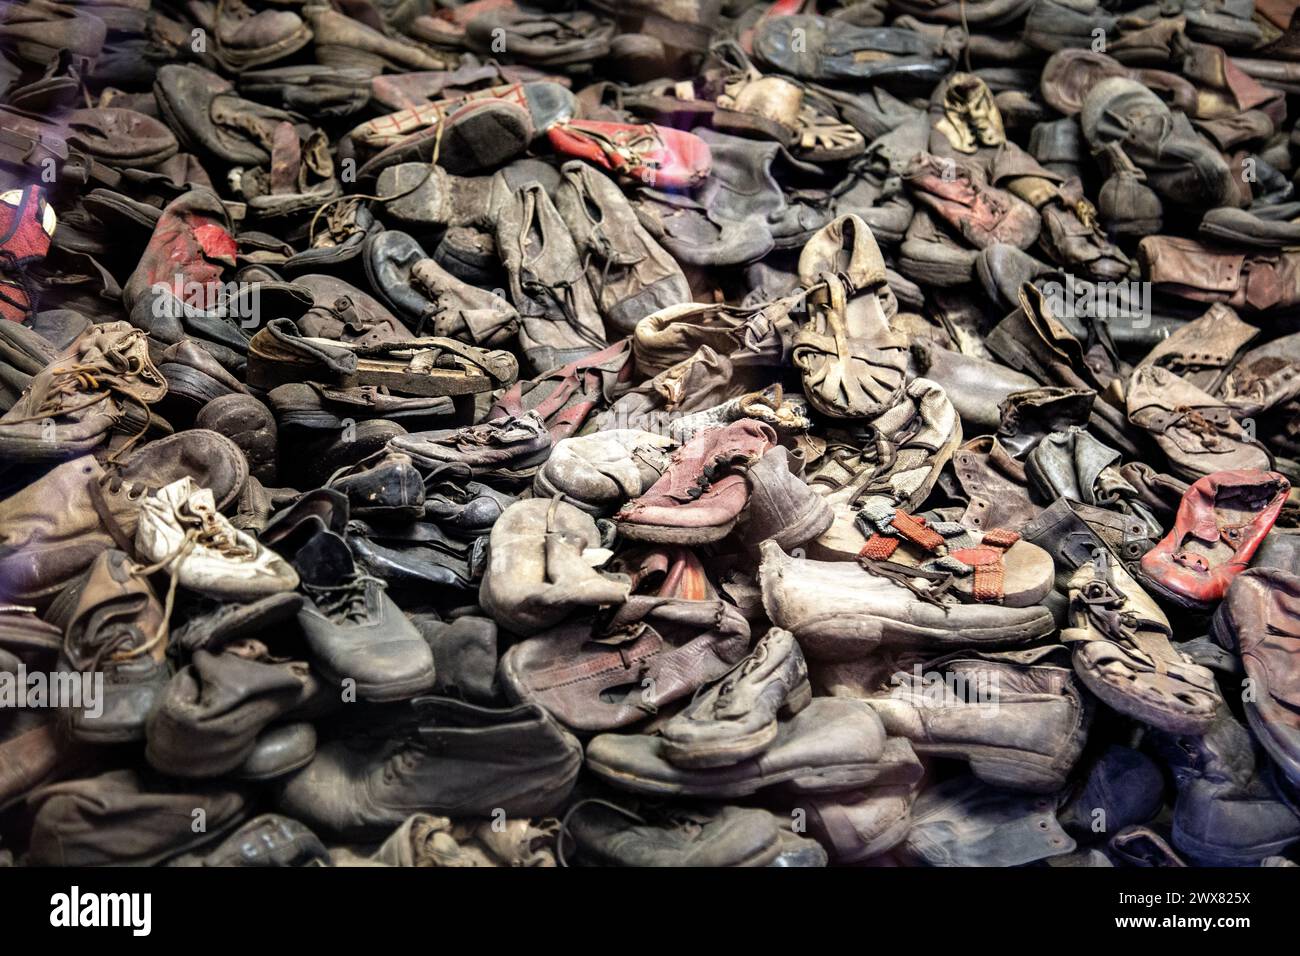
<box><xmin>6</xmin><ymin>0</ymin><xmax>1300</xmax><ymax>872</ymax></box>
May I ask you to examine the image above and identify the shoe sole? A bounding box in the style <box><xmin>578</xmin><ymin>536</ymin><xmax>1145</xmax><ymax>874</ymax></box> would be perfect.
<box><xmin>160</xmin><ymin>363</ymin><xmax>237</xmax><ymax>406</ymax></box>
<box><xmin>0</xmin><ymin>432</ymin><xmax>105</xmax><ymax>463</ymax></box>
<box><xmin>774</xmin><ymin>610</ymin><xmax>1057</xmax><ymax>658</ymax></box>
<box><xmin>439</xmin><ymin>109</ymin><xmax>530</xmax><ymax>175</ymax></box>
<box><xmin>661</xmin><ymin>722</ymin><xmax>780</xmax><ymax>771</ymax></box>
<box><xmin>1199</xmin><ymin>221</ymin><xmax>1296</xmax><ymax>250</ymax></box>
<box><xmin>277</xmin><ymin>408</ymin><xmax>344</xmax><ymax>431</ymax></box>
<box><xmin>585</xmin><ymin>753</ymin><xmax>885</xmax><ymax>799</ymax></box>
<box><xmin>1072</xmin><ymin>630</ymin><xmax>1219</xmax><ymax>735</ymax></box>
<box><xmin>175</xmin><ymin>592</ymin><xmax>305</xmax><ymax>652</ymax></box>
<box><xmin>312</xmin><ymin>658</ymin><xmax>438</xmax><ymax>705</ymax></box>
<box><xmin>615</xmin><ymin>516</ymin><xmax>739</xmax><ymax>545</ymax></box>
<box><xmin>68</xmin><ymin>715</ymin><xmax>146</xmax><ymax>746</ymax></box>
<box><xmin>234</xmin><ymin>747</ymin><xmax>316</xmax><ymax>783</ymax></box>
<box><xmin>1135</xmin><ymin>567</ymin><xmax>1215</xmax><ymax>613</ymax></box>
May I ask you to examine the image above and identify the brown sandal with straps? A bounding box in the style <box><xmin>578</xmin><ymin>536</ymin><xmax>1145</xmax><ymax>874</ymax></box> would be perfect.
<box><xmin>856</xmin><ymin>509</ymin><xmax>1055</xmax><ymax>608</ymax></box>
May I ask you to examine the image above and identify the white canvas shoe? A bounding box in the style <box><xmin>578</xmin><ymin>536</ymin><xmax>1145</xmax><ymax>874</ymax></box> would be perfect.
<box><xmin>136</xmin><ymin>477</ymin><xmax>299</xmax><ymax>600</ymax></box>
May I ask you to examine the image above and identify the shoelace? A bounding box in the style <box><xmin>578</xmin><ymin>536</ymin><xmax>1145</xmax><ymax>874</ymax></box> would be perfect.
<box><xmin>1070</xmin><ymin>553</ymin><xmax>1169</xmax><ymax>669</ymax></box>
<box><xmin>65</xmin><ymin>613</ymin><xmax>152</xmax><ymax>674</ymax></box>
<box><xmin>1075</xmin><ymin>575</ymin><xmax>1137</xmax><ymax>646</ymax></box>
<box><xmin>303</xmin><ymin>574</ymin><xmax>384</xmax><ymax>625</ymax></box>
<box><xmin>308</xmin><ymin>109</ymin><xmax>446</xmax><ymax>245</ymax></box>
<box><xmin>807</xmin><ymin>441</ymin><xmax>864</xmax><ymax>492</ymax></box>
<box><xmin>5</xmin><ymin>345</ymin><xmax>155</xmax><ymax>462</ymax></box>
<box><xmin>579</xmin><ymin>232</ymin><xmax>638</xmax><ymax>295</ymax></box>
<box><xmin>572</xmin><ymin>123</ymin><xmax>665</xmax><ymax>175</ymax></box>
<box><xmin>856</xmin><ymin>554</ymin><xmax>955</xmax><ymax>608</ymax></box>
<box><xmin>524</xmin><ymin>274</ymin><xmax>606</xmax><ymax>349</ymax></box>
<box><xmin>1168</xmin><ymin>405</ymin><xmax>1228</xmax><ymax>441</ymax></box>
<box><xmin>0</xmin><ymin>248</ymin><xmax>38</xmax><ymax>316</ymax></box>
<box><xmin>515</xmin><ymin>190</ymin><xmax>603</xmax><ymax>348</ymax></box>
<box><xmin>127</xmin><ymin>502</ymin><xmax>259</xmax><ymax>649</ymax></box>
<box><xmin>7</xmin><ymin>337</ymin><xmax>144</xmax><ymax>421</ymax></box>
<box><xmin>854</xmin><ymin>437</ymin><xmax>904</xmax><ymax>506</ymax></box>
<box><xmin>810</xmin><ymin>424</ymin><xmax>896</xmax><ymax>501</ymax></box>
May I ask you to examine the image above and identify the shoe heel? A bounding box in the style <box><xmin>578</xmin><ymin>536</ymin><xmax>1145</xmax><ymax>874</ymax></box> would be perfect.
<box><xmin>780</xmin><ymin>679</ymin><xmax>813</xmax><ymax>718</ymax></box>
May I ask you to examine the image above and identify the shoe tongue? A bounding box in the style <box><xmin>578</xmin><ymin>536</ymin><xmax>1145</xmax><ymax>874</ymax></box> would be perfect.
<box><xmin>294</xmin><ymin>530</ymin><xmax>357</xmax><ymax>587</ymax></box>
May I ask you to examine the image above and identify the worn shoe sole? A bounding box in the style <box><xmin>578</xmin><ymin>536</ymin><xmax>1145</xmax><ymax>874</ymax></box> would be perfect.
<box><xmin>1135</xmin><ymin>567</ymin><xmax>1216</xmax><ymax>613</ymax></box>
<box><xmin>173</xmin><ymin>592</ymin><xmax>305</xmax><ymax>653</ymax></box>
<box><xmin>773</xmin><ymin>609</ymin><xmax>1056</xmax><ymax>659</ymax></box>
<box><xmin>311</xmin><ymin>656</ymin><xmax>437</xmax><ymax>705</ymax></box>
<box><xmin>277</xmin><ymin>407</ymin><xmax>343</xmax><ymax>430</ymax></box>
<box><xmin>586</xmin><ymin>751</ymin><xmax>886</xmax><ymax>798</ymax></box>
<box><xmin>1198</xmin><ymin>219</ymin><xmax>1300</xmax><ymax>250</ymax></box>
<box><xmin>160</xmin><ymin>363</ymin><xmax>238</xmax><ymax>407</ymax></box>
<box><xmin>615</xmin><ymin>515</ymin><xmax>739</xmax><ymax>545</ymax></box>
<box><xmin>439</xmin><ymin>106</ymin><xmax>531</xmax><ymax>175</ymax></box>
<box><xmin>68</xmin><ymin>713</ymin><xmax>149</xmax><ymax>746</ymax></box>
<box><xmin>1072</xmin><ymin>640</ymin><xmax>1218</xmax><ymax>736</ymax></box>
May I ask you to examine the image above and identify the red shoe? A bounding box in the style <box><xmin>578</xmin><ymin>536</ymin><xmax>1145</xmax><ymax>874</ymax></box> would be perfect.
<box><xmin>121</xmin><ymin>188</ymin><xmax>238</xmax><ymax>344</ymax></box>
<box><xmin>615</xmin><ymin>419</ymin><xmax>777</xmax><ymax>543</ymax></box>
<box><xmin>1140</xmin><ymin>469</ymin><xmax>1290</xmax><ymax>610</ymax></box>
<box><xmin>739</xmin><ymin>0</ymin><xmax>807</xmax><ymax>54</ymax></box>
<box><xmin>0</xmin><ymin>185</ymin><xmax>56</xmax><ymax>322</ymax></box>
<box><xmin>547</xmin><ymin>119</ymin><xmax>711</xmax><ymax>189</ymax></box>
